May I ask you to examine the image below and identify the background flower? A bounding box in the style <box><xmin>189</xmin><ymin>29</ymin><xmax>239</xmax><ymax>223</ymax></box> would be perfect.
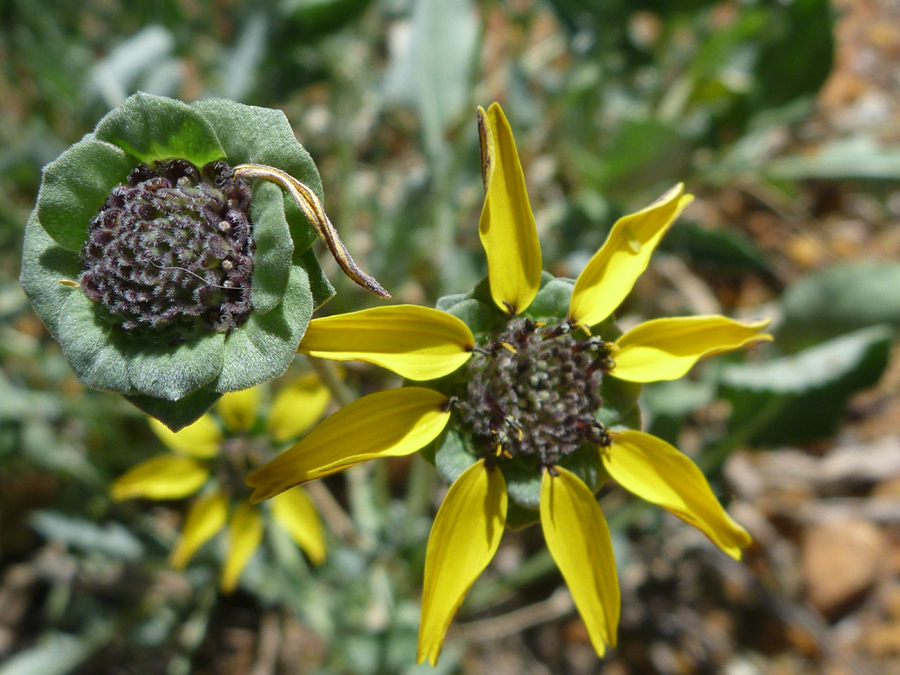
<box><xmin>111</xmin><ymin>374</ymin><xmax>330</xmax><ymax>592</ymax></box>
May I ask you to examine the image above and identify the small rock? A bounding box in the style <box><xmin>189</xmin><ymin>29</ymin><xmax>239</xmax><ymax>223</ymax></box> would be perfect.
<box><xmin>861</xmin><ymin>621</ymin><xmax>900</xmax><ymax>657</ymax></box>
<box><xmin>802</xmin><ymin>518</ymin><xmax>886</xmax><ymax>615</ymax></box>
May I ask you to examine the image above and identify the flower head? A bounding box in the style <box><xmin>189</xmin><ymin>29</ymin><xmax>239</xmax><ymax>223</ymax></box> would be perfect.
<box><xmin>21</xmin><ymin>93</ymin><xmax>387</xmax><ymax>431</ymax></box>
<box><xmin>247</xmin><ymin>103</ymin><xmax>771</xmax><ymax>662</ymax></box>
<box><xmin>111</xmin><ymin>373</ymin><xmax>331</xmax><ymax>592</ymax></box>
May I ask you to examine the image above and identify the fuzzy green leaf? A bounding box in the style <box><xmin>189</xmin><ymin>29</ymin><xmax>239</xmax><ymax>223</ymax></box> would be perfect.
<box><xmin>191</xmin><ymin>98</ymin><xmax>322</xmax><ymax>253</ymax></box>
<box><xmin>383</xmin><ymin>0</ymin><xmax>478</xmax><ymax>161</ymax></box>
<box><xmin>116</xmin><ymin>329</ymin><xmax>226</xmax><ymax>401</ymax></box>
<box><xmin>19</xmin><ymin>211</ymin><xmax>83</xmax><ymax>338</ymax></box>
<box><xmin>56</xmin><ymin>291</ymin><xmax>225</xmax><ymax>399</ymax></box>
<box><xmin>522</xmin><ymin>274</ymin><xmax>573</xmax><ymax>319</ymax></box>
<box><xmin>437</xmin><ymin>278</ymin><xmax>506</xmax><ymax>336</ymax></box>
<box><xmin>126</xmin><ymin>388</ymin><xmax>223</xmax><ymax>432</ymax></box>
<box><xmin>282</xmin><ymin>0</ymin><xmax>373</xmax><ymax>39</ymax></box>
<box><xmin>94</xmin><ymin>92</ymin><xmax>226</xmax><ymax>167</ymax></box>
<box><xmin>36</xmin><ymin>134</ymin><xmax>138</xmax><ymax>250</ymax></box>
<box><xmin>721</xmin><ymin>326</ymin><xmax>893</xmax><ymax>445</ymax></box>
<box><xmin>30</xmin><ymin>511</ymin><xmax>144</xmax><ymax>559</ymax></box>
<box><xmin>598</xmin><ymin>376</ymin><xmax>642</xmax><ymax>430</ymax></box>
<box><xmin>56</xmin><ymin>293</ymin><xmax>131</xmax><ymax>392</ymax></box>
<box><xmin>503</xmin><ymin>461</ymin><xmax>542</xmax><ymax>509</ymax></box>
<box><xmin>780</xmin><ymin>262</ymin><xmax>900</xmax><ymax>349</ymax></box>
<box><xmin>248</xmin><ymin>181</ymin><xmax>293</xmax><ymax>315</ymax></box>
<box><xmin>216</xmin><ymin>264</ymin><xmax>313</xmax><ymax>392</ymax></box>
<box><xmin>505</xmin><ymin>502</ymin><xmax>540</xmax><ymax>530</ymax></box>
<box><xmin>660</xmin><ymin>222</ymin><xmax>773</xmax><ymax>276</ymax></box>
<box><xmin>502</xmin><ymin>444</ymin><xmax>608</xmax><ymax>511</ymax></box>
<box><xmin>299</xmin><ymin>247</ymin><xmax>336</xmax><ymax>310</ymax></box>
<box><xmin>430</xmin><ymin>428</ymin><xmax>477</xmax><ymax>487</ymax></box>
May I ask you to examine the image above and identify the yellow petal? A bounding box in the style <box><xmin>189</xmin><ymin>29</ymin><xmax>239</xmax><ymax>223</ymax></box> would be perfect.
<box><xmin>221</xmin><ymin>502</ymin><xmax>264</xmax><ymax>593</ymax></box>
<box><xmin>110</xmin><ymin>456</ymin><xmax>209</xmax><ymax>501</ymax></box>
<box><xmin>298</xmin><ymin>306</ymin><xmax>474</xmax><ymax>381</ymax></box>
<box><xmin>477</xmin><ymin>103</ymin><xmax>542</xmax><ymax>315</ymax></box>
<box><xmin>613</xmin><ymin>316</ymin><xmax>772</xmax><ymax>383</ymax></box>
<box><xmin>247</xmin><ymin>387</ymin><xmax>450</xmax><ymax>502</ymax></box>
<box><xmin>149</xmin><ymin>415</ymin><xmax>222</xmax><ymax>459</ymax></box>
<box><xmin>266</xmin><ymin>372</ymin><xmax>331</xmax><ymax>442</ymax></box>
<box><xmin>216</xmin><ymin>387</ymin><xmax>261</xmax><ymax>433</ymax></box>
<box><xmin>170</xmin><ymin>491</ymin><xmax>228</xmax><ymax>569</ymax></box>
<box><xmin>605</xmin><ymin>430</ymin><xmax>751</xmax><ymax>559</ymax></box>
<box><xmin>569</xmin><ymin>185</ymin><xmax>693</xmax><ymax>327</ymax></box>
<box><xmin>540</xmin><ymin>466</ymin><xmax>619</xmax><ymax>656</ymax></box>
<box><xmin>271</xmin><ymin>488</ymin><xmax>327</xmax><ymax>565</ymax></box>
<box><xmin>417</xmin><ymin>460</ymin><xmax>507</xmax><ymax>666</ymax></box>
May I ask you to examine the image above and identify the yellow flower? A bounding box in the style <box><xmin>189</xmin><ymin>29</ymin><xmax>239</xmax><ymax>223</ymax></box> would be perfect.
<box><xmin>111</xmin><ymin>374</ymin><xmax>331</xmax><ymax>593</ymax></box>
<box><xmin>247</xmin><ymin>103</ymin><xmax>771</xmax><ymax>663</ymax></box>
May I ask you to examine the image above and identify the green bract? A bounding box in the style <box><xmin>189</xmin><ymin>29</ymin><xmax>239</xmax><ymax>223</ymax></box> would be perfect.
<box><xmin>422</xmin><ymin>273</ymin><xmax>643</xmax><ymax>530</ymax></box>
<box><xmin>21</xmin><ymin>93</ymin><xmax>335</xmax><ymax>430</ymax></box>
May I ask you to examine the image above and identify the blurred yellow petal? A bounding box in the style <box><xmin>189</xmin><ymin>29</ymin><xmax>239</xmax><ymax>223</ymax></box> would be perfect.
<box><xmin>217</xmin><ymin>387</ymin><xmax>261</xmax><ymax>433</ymax></box>
<box><xmin>271</xmin><ymin>488</ymin><xmax>327</xmax><ymax>565</ymax></box>
<box><xmin>540</xmin><ymin>466</ymin><xmax>619</xmax><ymax>656</ymax></box>
<box><xmin>569</xmin><ymin>185</ymin><xmax>693</xmax><ymax>327</ymax></box>
<box><xmin>298</xmin><ymin>306</ymin><xmax>474</xmax><ymax>380</ymax></box>
<box><xmin>605</xmin><ymin>431</ymin><xmax>751</xmax><ymax>559</ymax></box>
<box><xmin>170</xmin><ymin>491</ymin><xmax>228</xmax><ymax>569</ymax></box>
<box><xmin>248</xmin><ymin>388</ymin><xmax>450</xmax><ymax>502</ymax></box>
<box><xmin>417</xmin><ymin>460</ymin><xmax>507</xmax><ymax>666</ymax></box>
<box><xmin>149</xmin><ymin>415</ymin><xmax>222</xmax><ymax>459</ymax></box>
<box><xmin>477</xmin><ymin>103</ymin><xmax>542</xmax><ymax>315</ymax></box>
<box><xmin>110</xmin><ymin>456</ymin><xmax>209</xmax><ymax>501</ymax></box>
<box><xmin>613</xmin><ymin>316</ymin><xmax>772</xmax><ymax>383</ymax></box>
<box><xmin>221</xmin><ymin>503</ymin><xmax>264</xmax><ymax>593</ymax></box>
<box><xmin>266</xmin><ymin>373</ymin><xmax>331</xmax><ymax>442</ymax></box>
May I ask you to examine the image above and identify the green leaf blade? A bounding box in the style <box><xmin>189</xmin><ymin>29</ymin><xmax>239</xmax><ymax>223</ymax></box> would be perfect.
<box><xmin>720</xmin><ymin>326</ymin><xmax>893</xmax><ymax>445</ymax></box>
<box><xmin>94</xmin><ymin>92</ymin><xmax>226</xmax><ymax>166</ymax></box>
<box><xmin>36</xmin><ymin>134</ymin><xmax>138</xmax><ymax>250</ymax></box>
<box><xmin>216</xmin><ymin>264</ymin><xmax>313</xmax><ymax>392</ymax></box>
<box><xmin>191</xmin><ymin>98</ymin><xmax>323</xmax><ymax>252</ymax></box>
<box><xmin>248</xmin><ymin>181</ymin><xmax>293</xmax><ymax>315</ymax></box>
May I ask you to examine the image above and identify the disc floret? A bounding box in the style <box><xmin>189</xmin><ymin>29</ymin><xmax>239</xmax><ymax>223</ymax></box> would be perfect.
<box><xmin>455</xmin><ymin>317</ymin><xmax>615</xmax><ymax>468</ymax></box>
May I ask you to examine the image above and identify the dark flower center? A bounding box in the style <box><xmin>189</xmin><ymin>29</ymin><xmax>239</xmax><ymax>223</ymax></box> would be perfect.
<box><xmin>455</xmin><ymin>318</ymin><xmax>615</xmax><ymax>468</ymax></box>
<box><xmin>217</xmin><ymin>436</ymin><xmax>271</xmax><ymax>498</ymax></box>
<box><xmin>79</xmin><ymin>159</ymin><xmax>255</xmax><ymax>337</ymax></box>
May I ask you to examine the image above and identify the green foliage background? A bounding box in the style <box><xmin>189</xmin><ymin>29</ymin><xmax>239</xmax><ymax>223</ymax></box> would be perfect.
<box><xmin>2</xmin><ymin>1</ymin><xmax>899</xmax><ymax>673</ymax></box>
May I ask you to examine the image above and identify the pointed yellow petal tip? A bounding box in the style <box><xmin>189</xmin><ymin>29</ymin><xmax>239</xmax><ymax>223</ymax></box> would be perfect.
<box><xmin>605</xmin><ymin>430</ymin><xmax>752</xmax><ymax>558</ymax></box>
<box><xmin>247</xmin><ymin>387</ymin><xmax>451</xmax><ymax>502</ymax></box>
<box><xmin>569</xmin><ymin>184</ymin><xmax>692</xmax><ymax>327</ymax></box>
<box><xmin>298</xmin><ymin>305</ymin><xmax>474</xmax><ymax>380</ymax></box>
<box><xmin>217</xmin><ymin>387</ymin><xmax>261</xmax><ymax>433</ymax></box>
<box><xmin>540</xmin><ymin>467</ymin><xmax>620</xmax><ymax>657</ymax></box>
<box><xmin>417</xmin><ymin>460</ymin><xmax>507</xmax><ymax>666</ymax></box>
<box><xmin>612</xmin><ymin>315</ymin><xmax>773</xmax><ymax>383</ymax></box>
<box><xmin>266</xmin><ymin>372</ymin><xmax>331</xmax><ymax>442</ymax></box>
<box><xmin>221</xmin><ymin>503</ymin><xmax>264</xmax><ymax>594</ymax></box>
<box><xmin>271</xmin><ymin>488</ymin><xmax>327</xmax><ymax>566</ymax></box>
<box><xmin>110</xmin><ymin>456</ymin><xmax>210</xmax><ymax>501</ymax></box>
<box><xmin>477</xmin><ymin>102</ymin><xmax>542</xmax><ymax>315</ymax></box>
<box><xmin>170</xmin><ymin>491</ymin><xmax>228</xmax><ymax>569</ymax></box>
<box><xmin>149</xmin><ymin>415</ymin><xmax>222</xmax><ymax>459</ymax></box>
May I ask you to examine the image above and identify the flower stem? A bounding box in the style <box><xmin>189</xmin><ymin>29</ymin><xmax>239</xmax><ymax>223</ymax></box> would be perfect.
<box><xmin>308</xmin><ymin>357</ymin><xmax>355</xmax><ymax>408</ymax></box>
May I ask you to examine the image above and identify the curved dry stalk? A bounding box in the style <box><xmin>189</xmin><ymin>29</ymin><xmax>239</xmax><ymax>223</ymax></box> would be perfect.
<box><xmin>234</xmin><ymin>163</ymin><xmax>390</xmax><ymax>299</ymax></box>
